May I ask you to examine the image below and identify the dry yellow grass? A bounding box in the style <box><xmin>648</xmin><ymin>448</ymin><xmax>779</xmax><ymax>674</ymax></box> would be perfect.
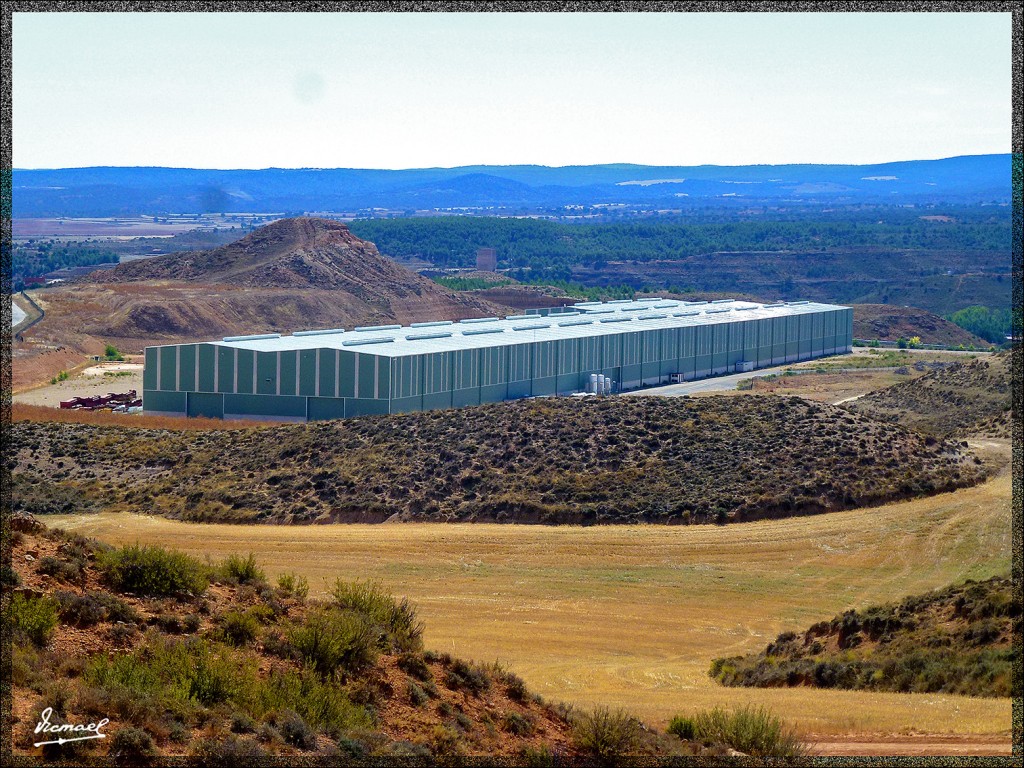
<box><xmin>692</xmin><ymin>370</ymin><xmax>925</xmax><ymax>404</ymax></box>
<box><xmin>50</xmin><ymin>448</ymin><xmax>1012</xmax><ymax>738</ymax></box>
<box><xmin>12</xmin><ymin>403</ymin><xmax>272</xmax><ymax>430</ymax></box>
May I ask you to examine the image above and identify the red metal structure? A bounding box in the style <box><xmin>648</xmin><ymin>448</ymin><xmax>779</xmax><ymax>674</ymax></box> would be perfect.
<box><xmin>59</xmin><ymin>390</ymin><xmax>139</xmax><ymax>411</ymax></box>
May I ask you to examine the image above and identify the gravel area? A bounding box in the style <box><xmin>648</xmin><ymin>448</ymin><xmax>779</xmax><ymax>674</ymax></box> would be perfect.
<box><xmin>13</xmin><ymin>369</ymin><xmax>144</xmax><ymax>408</ymax></box>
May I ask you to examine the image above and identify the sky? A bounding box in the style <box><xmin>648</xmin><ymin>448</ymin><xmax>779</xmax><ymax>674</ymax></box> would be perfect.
<box><xmin>12</xmin><ymin>11</ymin><xmax>1013</xmax><ymax>170</ymax></box>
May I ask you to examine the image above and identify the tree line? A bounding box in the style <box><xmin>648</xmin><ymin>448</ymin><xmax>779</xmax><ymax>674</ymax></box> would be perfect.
<box><xmin>348</xmin><ymin>207</ymin><xmax>1011</xmax><ymax>272</ymax></box>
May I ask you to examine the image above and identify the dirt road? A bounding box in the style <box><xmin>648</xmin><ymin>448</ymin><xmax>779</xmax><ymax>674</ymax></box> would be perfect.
<box><xmin>808</xmin><ymin>734</ymin><xmax>1012</xmax><ymax>756</ymax></box>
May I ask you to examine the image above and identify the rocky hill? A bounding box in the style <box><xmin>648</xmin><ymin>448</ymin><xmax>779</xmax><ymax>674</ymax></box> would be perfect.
<box><xmin>848</xmin><ymin>348</ymin><xmax>1014</xmax><ymax>437</ymax></box>
<box><xmin>852</xmin><ymin>304</ymin><xmax>989</xmax><ymax>346</ymax></box>
<box><xmin>11</xmin><ymin>396</ymin><xmax>987</xmax><ymax>526</ymax></box>
<box><xmin>93</xmin><ymin>218</ymin><xmax>422</xmax><ymax>293</ymax></box>
<box><xmin>710</xmin><ymin>576</ymin><xmax>1016</xmax><ymax>697</ymax></box>
<box><xmin>14</xmin><ymin>219</ymin><xmax>507</xmax><ymax>383</ymax></box>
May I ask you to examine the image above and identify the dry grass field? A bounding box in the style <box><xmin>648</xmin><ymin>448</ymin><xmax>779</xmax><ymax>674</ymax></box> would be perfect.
<box><xmin>692</xmin><ymin>369</ymin><xmax>923</xmax><ymax>404</ymax></box>
<box><xmin>49</xmin><ymin>441</ymin><xmax>1012</xmax><ymax>742</ymax></box>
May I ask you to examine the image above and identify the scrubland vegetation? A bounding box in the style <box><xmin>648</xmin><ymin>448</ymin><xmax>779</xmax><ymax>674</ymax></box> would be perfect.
<box><xmin>6</xmin><ymin>520</ymin><xmax>813</xmax><ymax>761</ymax></box>
<box><xmin>849</xmin><ymin>348</ymin><xmax>1014</xmax><ymax>437</ymax></box>
<box><xmin>11</xmin><ymin>396</ymin><xmax>987</xmax><ymax>526</ymax></box>
<box><xmin>711</xmin><ymin>576</ymin><xmax>1017</xmax><ymax>698</ymax></box>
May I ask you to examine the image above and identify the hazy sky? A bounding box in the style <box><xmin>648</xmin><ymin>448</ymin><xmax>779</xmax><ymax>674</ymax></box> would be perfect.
<box><xmin>12</xmin><ymin>11</ymin><xmax>1012</xmax><ymax>169</ymax></box>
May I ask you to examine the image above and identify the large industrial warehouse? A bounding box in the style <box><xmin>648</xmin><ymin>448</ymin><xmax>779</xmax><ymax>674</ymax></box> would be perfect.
<box><xmin>143</xmin><ymin>298</ymin><xmax>853</xmax><ymax>420</ymax></box>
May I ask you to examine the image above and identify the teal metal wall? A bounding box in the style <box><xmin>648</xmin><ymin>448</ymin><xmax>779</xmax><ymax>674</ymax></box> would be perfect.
<box><xmin>143</xmin><ymin>307</ymin><xmax>853</xmax><ymax>420</ymax></box>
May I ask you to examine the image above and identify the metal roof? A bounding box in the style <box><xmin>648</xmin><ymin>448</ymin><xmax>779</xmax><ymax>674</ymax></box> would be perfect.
<box><xmin>162</xmin><ymin>299</ymin><xmax>848</xmax><ymax>358</ymax></box>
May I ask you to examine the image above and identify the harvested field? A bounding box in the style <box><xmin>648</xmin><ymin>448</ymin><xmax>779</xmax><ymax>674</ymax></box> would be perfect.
<box><xmin>48</xmin><ymin>443</ymin><xmax>1012</xmax><ymax>738</ymax></box>
<box><xmin>13</xmin><ymin>217</ymin><xmax>228</xmax><ymax>238</ymax></box>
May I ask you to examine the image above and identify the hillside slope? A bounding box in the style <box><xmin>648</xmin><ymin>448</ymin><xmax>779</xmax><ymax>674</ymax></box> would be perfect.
<box><xmin>8</xmin><ymin>520</ymin><xmax>583</xmax><ymax>761</ymax></box>
<box><xmin>14</xmin><ymin>219</ymin><xmax>507</xmax><ymax>382</ymax></box>
<box><xmin>848</xmin><ymin>349</ymin><xmax>1014</xmax><ymax>437</ymax></box>
<box><xmin>852</xmin><ymin>304</ymin><xmax>990</xmax><ymax>346</ymax></box>
<box><xmin>92</xmin><ymin>217</ymin><xmax>422</xmax><ymax>292</ymax></box>
<box><xmin>11</xmin><ymin>396</ymin><xmax>987</xmax><ymax>526</ymax></box>
<box><xmin>710</xmin><ymin>576</ymin><xmax>1017</xmax><ymax>698</ymax></box>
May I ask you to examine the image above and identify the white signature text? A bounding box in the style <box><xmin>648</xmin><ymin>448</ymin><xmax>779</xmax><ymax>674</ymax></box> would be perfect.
<box><xmin>33</xmin><ymin>707</ymin><xmax>109</xmax><ymax>747</ymax></box>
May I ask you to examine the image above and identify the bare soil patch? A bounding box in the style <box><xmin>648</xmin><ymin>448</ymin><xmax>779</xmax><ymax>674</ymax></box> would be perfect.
<box><xmin>809</xmin><ymin>734</ymin><xmax>1011</xmax><ymax>756</ymax></box>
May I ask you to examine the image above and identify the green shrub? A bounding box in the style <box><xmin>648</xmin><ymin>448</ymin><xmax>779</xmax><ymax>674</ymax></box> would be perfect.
<box><xmin>396</xmin><ymin>651</ymin><xmax>432</xmax><ymax>681</ymax></box>
<box><xmin>692</xmin><ymin>705</ymin><xmax>806</xmax><ymax>758</ymax></box>
<box><xmin>187</xmin><ymin>734</ymin><xmax>268</xmax><ymax>767</ymax></box>
<box><xmin>251</xmin><ymin>668</ymin><xmax>372</xmax><ymax>736</ymax></box>
<box><xmin>104</xmin><ymin>344</ymin><xmax>125</xmax><ymax>361</ymax></box>
<box><xmin>98</xmin><ymin>544</ymin><xmax>209</xmax><ymax>596</ymax></box>
<box><xmin>519</xmin><ymin>744</ymin><xmax>559</xmax><ymax>767</ymax></box>
<box><xmin>109</xmin><ymin>726</ymin><xmax>158</xmax><ymax>765</ymax></box>
<box><xmin>444</xmin><ymin>658</ymin><xmax>491</xmax><ymax>695</ymax></box>
<box><xmin>188</xmin><ymin>646</ymin><xmax>249</xmax><ymax>705</ymax></box>
<box><xmin>407</xmin><ymin>681</ymin><xmax>430</xmax><ymax>707</ymax></box>
<box><xmin>276</xmin><ymin>572</ymin><xmax>309</xmax><ymax>600</ymax></box>
<box><xmin>336</xmin><ymin>735</ymin><xmax>369</xmax><ymax>759</ymax></box>
<box><xmin>572</xmin><ymin>705</ymin><xmax>640</xmax><ymax>762</ymax></box>
<box><xmin>503</xmin><ymin>671</ymin><xmax>529</xmax><ymax>702</ymax></box>
<box><xmin>37</xmin><ymin>555</ymin><xmax>84</xmax><ymax>584</ymax></box>
<box><xmin>331</xmin><ymin>578</ymin><xmax>423</xmax><ymax>652</ymax></box>
<box><xmin>273</xmin><ymin>709</ymin><xmax>317</xmax><ymax>750</ymax></box>
<box><xmin>217</xmin><ymin>610</ymin><xmax>261</xmax><ymax>647</ymax></box>
<box><xmin>667</xmin><ymin>714</ymin><xmax>696</xmax><ymax>740</ymax></box>
<box><xmin>230</xmin><ymin>711</ymin><xmax>257</xmax><ymax>734</ymax></box>
<box><xmin>503</xmin><ymin>711</ymin><xmax>536</xmax><ymax>736</ymax></box>
<box><xmin>54</xmin><ymin>590</ymin><xmax>138</xmax><ymax>629</ymax></box>
<box><xmin>220</xmin><ymin>553</ymin><xmax>266</xmax><ymax>586</ymax></box>
<box><xmin>85</xmin><ymin>636</ymin><xmax>256</xmax><ymax>708</ymax></box>
<box><xmin>8</xmin><ymin>593</ymin><xmax>60</xmax><ymax>646</ymax></box>
<box><xmin>286</xmin><ymin>608</ymin><xmax>378</xmax><ymax>678</ymax></box>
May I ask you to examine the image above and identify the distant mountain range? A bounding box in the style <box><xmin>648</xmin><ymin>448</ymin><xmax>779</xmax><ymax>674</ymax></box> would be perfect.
<box><xmin>12</xmin><ymin>155</ymin><xmax>1011</xmax><ymax>217</ymax></box>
